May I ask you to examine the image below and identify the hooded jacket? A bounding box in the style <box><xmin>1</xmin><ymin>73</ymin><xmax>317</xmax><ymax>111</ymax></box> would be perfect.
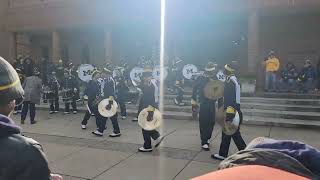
<box><xmin>0</xmin><ymin>114</ymin><xmax>51</xmax><ymax>180</ymax></box>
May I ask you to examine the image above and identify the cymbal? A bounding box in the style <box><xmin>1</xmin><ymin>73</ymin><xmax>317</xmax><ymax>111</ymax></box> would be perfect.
<box><xmin>138</xmin><ymin>108</ymin><xmax>162</xmax><ymax>131</ymax></box>
<box><xmin>98</xmin><ymin>99</ymin><xmax>118</xmax><ymax>117</ymax></box>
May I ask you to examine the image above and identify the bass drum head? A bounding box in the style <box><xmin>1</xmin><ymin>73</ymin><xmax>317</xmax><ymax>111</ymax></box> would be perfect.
<box><xmin>98</xmin><ymin>99</ymin><xmax>118</xmax><ymax>118</ymax></box>
<box><xmin>78</xmin><ymin>64</ymin><xmax>95</xmax><ymax>82</ymax></box>
<box><xmin>152</xmin><ymin>65</ymin><xmax>168</xmax><ymax>80</ymax></box>
<box><xmin>138</xmin><ymin>108</ymin><xmax>162</xmax><ymax>131</ymax></box>
<box><xmin>130</xmin><ymin>67</ymin><xmax>144</xmax><ymax>84</ymax></box>
<box><xmin>216</xmin><ymin>70</ymin><xmax>226</xmax><ymax>82</ymax></box>
<box><xmin>183</xmin><ymin>64</ymin><xmax>198</xmax><ymax>80</ymax></box>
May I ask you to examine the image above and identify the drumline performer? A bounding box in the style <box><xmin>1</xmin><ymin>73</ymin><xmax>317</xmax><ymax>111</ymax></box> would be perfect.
<box><xmin>13</xmin><ymin>68</ymin><xmax>25</xmax><ymax>114</ymax></box>
<box><xmin>115</xmin><ymin>69</ymin><xmax>128</xmax><ymax>120</ymax></box>
<box><xmin>212</xmin><ymin>64</ymin><xmax>246</xmax><ymax>160</ymax></box>
<box><xmin>137</xmin><ymin>66</ymin><xmax>163</xmax><ymax>152</ymax></box>
<box><xmin>92</xmin><ymin>68</ymin><xmax>121</xmax><ymax>137</ymax></box>
<box><xmin>173</xmin><ymin>59</ymin><xmax>185</xmax><ymax>106</ymax></box>
<box><xmin>61</xmin><ymin>70</ymin><xmax>79</xmax><ymax>114</ymax></box>
<box><xmin>191</xmin><ymin>62</ymin><xmax>220</xmax><ymax>151</ymax></box>
<box><xmin>48</xmin><ymin>71</ymin><xmax>60</xmax><ymax>114</ymax></box>
<box><xmin>81</xmin><ymin>70</ymin><xmax>101</xmax><ymax>129</ymax></box>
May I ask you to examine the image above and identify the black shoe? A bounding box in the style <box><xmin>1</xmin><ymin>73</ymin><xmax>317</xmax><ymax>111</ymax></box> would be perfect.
<box><xmin>31</xmin><ymin>121</ymin><xmax>37</xmax><ymax>124</ymax></box>
<box><xmin>21</xmin><ymin>120</ymin><xmax>25</xmax><ymax>124</ymax></box>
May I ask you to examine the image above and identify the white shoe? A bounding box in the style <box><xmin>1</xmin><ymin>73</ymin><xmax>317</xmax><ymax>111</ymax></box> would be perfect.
<box><xmin>92</xmin><ymin>130</ymin><xmax>103</xmax><ymax>137</ymax></box>
<box><xmin>154</xmin><ymin>136</ymin><xmax>164</xmax><ymax>148</ymax></box>
<box><xmin>64</xmin><ymin>112</ymin><xmax>70</xmax><ymax>114</ymax></box>
<box><xmin>179</xmin><ymin>102</ymin><xmax>185</xmax><ymax>106</ymax></box>
<box><xmin>138</xmin><ymin>147</ymin><xmax>152</xmax><ymax>152</ymax></box>
<box><xmin>132</xmin><ymin>117</ymin><xmax>138</xmax><ymax>122</ymax></box>
<box><xmin>91</xmin><ymin>113</ymin><xmax>95</xmax><ymax>116</ymax></box>
<box><xmin>211</xmin><ymin>154</ymin><xmax>226</xmax><ymax>161</ymax></box>
<box><xmin>54</xmin><ymin>111</ymin><xmax>59</xmax><ymax>113</ymax></box>
<box><xmin>49</xmin><ymin>111</ymin><xmax>54</xmax><ymax>114</ymax></box>
<box><xmin>109</xmin><ymin>132</ymin><xmax>121</xmax><ymax>137</ymax></box>
<box><xmin>81</xmin><ymin>125</ymin><xmax>86</xmax><ymax>130</ymax></box>
<box><xmin>174</xmin><ymin>98</ymin><xmax>179</xmax><ymax>105</ymax></box>
<box><xmin>122</xmin><ymin>116</ymin><xmax>126</xmax><ymax>120</ymax></box>
<box><xmin>73</xmin><ymin>111</ymin><xmax>77</xmax><ymax>114</ymax></box>
<box><xmin>201</xmin><ymin>144</ymin><xmax>210</xmax><ymax>151</ymax></box>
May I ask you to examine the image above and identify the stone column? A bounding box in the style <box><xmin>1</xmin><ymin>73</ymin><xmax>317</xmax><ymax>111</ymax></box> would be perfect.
<box><xmin>247</xmin><ymin>11</ymin><xmax>259</xmax><ymax>74</ymax></box>
<box><xmin>8</xmin><ymin>32</ymin><xmax>17</xmax><ymax>62</ymax></box>
<box><xmin>52</xmin><ymin>31</ymin><xmax>61</xmax><ymax>63</ymax></box>
<box><xmin>248</xmin><ymin>11</ymin><xmax>264</xmax><ymax>92</ymax></box>
<box><xmin>104</xmin><ymin>30</ymin><xmax>112</xmax><ymax>63</ymax></box>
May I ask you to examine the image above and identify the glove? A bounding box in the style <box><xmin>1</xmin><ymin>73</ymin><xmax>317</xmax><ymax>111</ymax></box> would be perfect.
<box><xmin>146</xmin><ymin>105</ymin><xmax>155</xmax><ymax>122</ymax></box>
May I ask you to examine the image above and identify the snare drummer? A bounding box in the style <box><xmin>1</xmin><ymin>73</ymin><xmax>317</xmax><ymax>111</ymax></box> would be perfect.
<box><xmin>61</xmin><ymin>70</ymin><xmax>79</xmax><ymax>114</ymax></box>
<box><xmin>48</xmin><ymin>71</ymin><xmax>60</xmax><ymax>114</ymax></box>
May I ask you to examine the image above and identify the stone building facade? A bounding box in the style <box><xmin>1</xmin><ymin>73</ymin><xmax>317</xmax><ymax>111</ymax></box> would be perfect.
<box><xmin>0</xmin><ymin>0</ymin><xmax>320</xmax><ymax>75</ymax></box>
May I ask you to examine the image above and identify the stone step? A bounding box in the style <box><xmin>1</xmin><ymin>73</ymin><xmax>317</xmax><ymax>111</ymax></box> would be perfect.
<box><xmin>241</xmin><ymin>97</ymin><xmax>320</xmax><ymax>106</ymax></box>
<box><xmin>242</xmin><ymin>109</ymin><xmax>320</xmax><ymax>121</ymax></box>
<box><xmin>241</xmin><ymin>102</ymin><xmax>320</xmax><ymax>112</ymax></box>
<box><xmin>243</xmin><ymin>116</ymin><xmax>320</xmax><ymax>128</ymax></box>
<box><xmin>259</xmin><ymin>92</ymin><xmax>320</xmax><ymax>99</ymax></box>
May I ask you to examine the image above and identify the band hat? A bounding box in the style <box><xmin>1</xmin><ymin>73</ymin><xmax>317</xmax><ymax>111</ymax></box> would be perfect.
<box><xmin>224</xmin><ymin>64</ymin><xmax>235</xmax><ymax>72</ymax></box>
<box><xmin>0</xmin><ymin>57</ymin><xmax>24</xmax><ymax>104</ymax></box>
<box><xmin>226</xmin><ymin>106</ymin><xmax>236</xmax><ymax>115</ymax></box>
<box><xmin>102</xmin><ymin>67</ymin><xmax>112</xmax><ymax>74</ymax></box>
<box><xmin>205</xmin><ymin>62</ymin><xmax>217</xmax><ymax>72</ymax></box>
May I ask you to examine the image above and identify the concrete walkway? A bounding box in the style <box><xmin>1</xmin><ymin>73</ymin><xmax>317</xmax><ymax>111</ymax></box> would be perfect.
<box><xmin>10</xmin><ymin>110</ymin><xmax>320</xmax><ymax>180</ymax></box>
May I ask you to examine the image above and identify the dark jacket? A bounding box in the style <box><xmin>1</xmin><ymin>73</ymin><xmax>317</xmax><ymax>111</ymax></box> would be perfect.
<box><xmin>299</xmin><ymin>66</ymin><xmax>317</xmax><ymax>81</ymax></box>
<box><xmin>0</xmin><ymin>114</ymin><xmax>51</xmax><ymax>180</ymax></box>
<box><xmin>23</xmin><ymin>62</ymin><xmax>34</xmax><ymax>77</ymax></box>
<box><xmin>84</xmin><ymin>80</ymin><xmax>100</xmax><ymax>105</ymax></box>
<box><xmin>281</xmin><ymin>64</ymin><xmax>298</xmax><ymax>80</ymax></box>
<box><xmin>103</xmin><ymin>77</ymin><xmax>116</xmax><ymax>98</ymax></box>
<box><xmin>224</xmin><ymin>75</ymin><xmax>241</xmax><ymax>110</ymax></box>
<box><xmin>140</xmin><ymin>80</ymin><xmax>157</xmax><ymax>108</ymax></box>
<box><xmin>61</xmin><ymin>75</ymin><xmax>78</xmax><ymax>90</ymax></box>
<box><xmin>48</xmin><ymin>75</ymin><xmax>60</xmax><ymax>95</ymax></box>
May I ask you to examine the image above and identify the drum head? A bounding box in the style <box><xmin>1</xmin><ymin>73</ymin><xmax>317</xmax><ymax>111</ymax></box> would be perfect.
<box><xmin>152</xmin><ymin>65</ymin><xmax>168</xmax><ymax>80</ymax></box>
<box><xmin>216</xmin><ymin>70</ymin><xmax>226</xmax><ymax>82</ymax></box>
<box><xmin>78</xmin><ymin>64</ymin><xmax>95</xmax><ymax>82</ymax></box>
<box><xmin>138</xmin><ymin>108</ymin><xmax>162</xmax><ymax>131</ymax></box>
<box><xmin>98</xmin><ymin>99</ymin><xmax>118</xmax><ymax>117</ymax></box>
<box><xmin>203</xmin><ymin>79</ymin><xmax>224</xmax><ymax>100</ymax></box>
<box><xmin>130</xmin><ymin>67</ymin><xmax>144</xmax><ymax>84</ymax></box>
<box><xmin>183</xmin><ymin>64</ymin><xmax>198</xmax><ymax>80</ymax></box>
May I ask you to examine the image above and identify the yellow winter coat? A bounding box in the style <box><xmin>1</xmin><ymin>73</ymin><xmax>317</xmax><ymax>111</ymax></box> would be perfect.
<box><xmin>264</xmin><ymin>58</ymin><xmax>280</xmax><ymax>72</ymax></box>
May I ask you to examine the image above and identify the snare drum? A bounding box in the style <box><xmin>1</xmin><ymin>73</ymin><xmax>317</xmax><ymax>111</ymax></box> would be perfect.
<box><xmin>43</xmin><ymin>90</ymin><xmax>55</xmax><ymax>101</ymax></box>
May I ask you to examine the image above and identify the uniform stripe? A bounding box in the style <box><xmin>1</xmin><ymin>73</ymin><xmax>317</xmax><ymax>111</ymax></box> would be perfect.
<box><xmin>0</xmin><ymin>79</ymin><xmax>19</xmax><ymax>91</ymax></box>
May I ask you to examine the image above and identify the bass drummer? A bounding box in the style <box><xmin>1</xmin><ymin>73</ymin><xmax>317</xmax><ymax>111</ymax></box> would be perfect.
<box><xmin>48</xmin><ymin>70</ymin><xmax>60</xmax><ymax>114</ymax></box>
<box><xmin>61</xmin><ymin>69</ymin><xmax>79</xmax><ymax>114</ymax></box>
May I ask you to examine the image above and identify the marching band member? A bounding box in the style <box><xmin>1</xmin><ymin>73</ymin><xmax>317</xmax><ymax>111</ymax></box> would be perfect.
<box><xmin>92</xmin><ymin>68</ymin><xmax>121</xmax><ymax>137</ymax></box>
<box><xmin>61</xmin><ymin>70</ymin><xmax>79</xmax><ymax>114</ymax></box>
<box><xmin>191</xmin><ymin>62</ymin><xmax>218</xmax><ymax>151</ymax></box>
<box><xmin>173</xmin><ymin>59</ymin><xmax>185</xmax><ymax>106</ymax></box>
<box><xmin>138</xmin><ymin>66</ymin><xmax>163</xmax><ymax>152</ymax></box>
<box><xmin>116</xmin><ymin>74</ymin><xmax>129</xmax><ymax>119</ymax></box>
<box><xmin>212</xmin><ymin>64</ymin><xmax>246</xmax><ymax>160</ymax></box>
<box><xmin>48</xmin><ymin>71</ymin><xmax>60</xmax><ymax>114</ymax></box>
<box><xmin>81</xmin><ymin>70</ymin><xmax>100</xmax><ymax>129</ymax></box>
<box><xmin>21</xmin><ymin>68</ymin><xmax>42</xmax><ymax>124</ymax></box>
<box><xmin>55</xmin><ymin>59</ymin><xmax>65</xmax><ymax>83</ymax></box>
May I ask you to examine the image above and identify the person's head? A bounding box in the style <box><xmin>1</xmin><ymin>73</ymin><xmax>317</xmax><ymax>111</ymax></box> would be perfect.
<box><xmin>269</xmin><ymin>51</ymin><xmax>275</xmax><ymax>58</ymax></box>
<box><xmin>33</xmin><ymin>68</ymin><xmax>40</xmax><ymax>76</ymax></box>
<box><xmin>63</xmin><ymin>70</ymin><xmax>69</xmax><ymax>78</ymax></box>
<box><xmin>102</xmin><ymin>68</ymin><xmax>112</xmax><ymax>79</ymax></box>
<box><xmin>224</xmin><ymin>64</ymin><xmax>236</xmax><ymax>76</ymax></box>
<box><xmin>304</xmin><ymin>59</ymin><xmax>311</xmax><ymax>68</ymax></box>
<box><xmin>0</xmin><ymin>57</ymin><xmax>24</xmax><ymax>116</ymax></box>
<box><xmin>142</xmin><ymin>66</ymin><xmax>153</xmax><ymax>83</ymax></box>
<box><xmin>91</xmin><ymin>70</ymin><xmax>101</xmax><ymax>81</ymax></box>
<box><xmin>25</xmin><ymin>58</ymin><xmax>31</xmax><ymax>64</ymax></box>
<box><xmin>58</xmin><ymin>59</ymin><xmax>63</xmax><ymax>66</ymax></box>
<box><xmin>225</xmin><ymin>106</ymin><xmax>236</xmax><ymax>121</ymax></box>
<box><xmin>204</xmin><ymin>62</ymin><xmax>218</xmax><ymax>78</ymax></box>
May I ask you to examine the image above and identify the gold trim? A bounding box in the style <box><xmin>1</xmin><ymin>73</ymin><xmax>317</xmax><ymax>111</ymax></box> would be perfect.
<box><xmin>0</xmin><ymin>79</ymin><xmax>19</xmax><ymax>91</ymax></box>
<box><xmin>224</xmin><ymin>64</ymin><xmax>235</xmax><ymax>72</ymax></box>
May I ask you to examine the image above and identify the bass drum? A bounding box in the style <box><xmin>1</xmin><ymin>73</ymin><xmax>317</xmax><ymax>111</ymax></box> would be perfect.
<box><xmin>183</xmin><ymin>64</ymin><xmax>198</xmax><ymax>80</ymax></box>
<box><xmin>77</xmin><ymin>64</ymin><xmax>95</xmax><ymax>82</ymax></box>
<box><xmin>152</xmin><ymin>65</ymin><xmax>168</xmax><ymax>80</ymax></box>
<box><xmin>130</xmin><ymin>67</ymin><xmax>144</xmax><ymax>86</ymax></box>
<box><xmin>216</xmin><ymin>70</ymin><xmax>226</xmax><ymax>82</ymax></box>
